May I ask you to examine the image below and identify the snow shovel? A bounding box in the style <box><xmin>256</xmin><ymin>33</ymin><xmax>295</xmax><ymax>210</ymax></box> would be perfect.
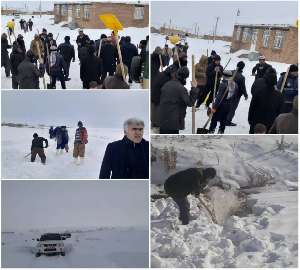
<box><xmin>36</xmin><ymin>41</ymin><xmax>46</xmax><ymax>89</ymax></box>
<box><xmin>99</xmin><ymin>13</ymin><xmax>126</xmax><ymax>82</ymax></box>
<box><xmin>280</xmin><ymin>66</ymin><xmax>290</xmax><ymax>93</ymax></box>
<box><xmin>223</xmin><ymin>57</ymin><xmax>231</xmax><ymax>70</ymax></box>
<box><xmin>7</xmin><ymin>29</ymin><xmax>12</xmax><ymax>45</ymax></box>
<box><xmin>97</xmin><ymin>39</ymin><xmax>103</xmax><ymax>57</ymax></box>
<box><xmin>24</xmin><ymin>152</ymin><xmax>31</xmax><ymax>159</ymax></box>
<box><xmin>192</xmin><ymin>54</ymin><xmax>196</xmax><ymax>134</ymax></box>
<box><xmin>169</xmin><ymin>35</ymin><xmax>181</xmax><ymax>67</ymax></box>
<box><xmin>159</xmin><ymin>54</ymin><xmax>163</xmax><ymax>72</ymax></box>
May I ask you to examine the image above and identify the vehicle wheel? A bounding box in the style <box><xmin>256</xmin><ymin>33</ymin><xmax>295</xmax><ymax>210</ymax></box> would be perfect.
<box><xmin>35</xmin><ymin>253</ymin><xmax>41</xmax><ymax>257</ymax></box>
<box><xmin>61</xmin><ymin>252</ymin><xmax>65</xmax><ymax>256</ymax></box>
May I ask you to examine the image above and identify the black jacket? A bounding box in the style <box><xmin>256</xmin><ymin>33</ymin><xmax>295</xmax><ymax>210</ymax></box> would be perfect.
<box><xmin>248</xmin><ymin>85</ymin><xmax>284</xmax><ymax>131</ymax></box>
<box><xmin>159</xmin><ymin>80</ymin><xmax>198</xmax><ymax>130</ymax></box>
<box><xmin>76</xmin><ymin>34</ymin><xmax>90</xmax><ymax>48</ymax></box>
<box><xmin>80</xmin><ymin>54</ymin><xmax>102</xmax><ymax>84</ymax></box>
<box><xmin>99</xmin><ymin>136</ymin><xmax>149</xmax><ymax>179</ymax></box>
<box><xmin>100</xmin><ymin>42</ymin><xmax>118</xmax><ymax>72</ymax></box>
<box><xmin>31</xmin><ymin>137</ymin><xmax>48</xmax><ymax>150</ymax></box>
<box><xmin>234</xmin><ymin>70</ymin><xmax>248</xmax><ymax>98</ymax></box>
<box><xmin>252</xmin><ymin>62</ymin><xmax>272</xmax><ymax>79</ymax></box>
<box><xmin>164</xmin><ymin>168</ymin><xmax>207</xmax><ymax>197</ymax></box>
<box><xmin>57</xmin><ymin>42</ymin><xmax>75</xmax><ymax>62</ymax></box>
<box><xmin>1</xmin><ymin>37</ymin><xmax>12</xmax><ymax>60</ymax></box>
<box><xmin>121</xmin><ymin>42</ymin><xmax>138</xmax><ymax>68</ymax></box>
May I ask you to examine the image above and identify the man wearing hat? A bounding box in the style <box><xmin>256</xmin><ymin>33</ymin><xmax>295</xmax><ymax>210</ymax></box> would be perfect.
<box><xmin>209</xmin><ymin>70</ymin><xmax>238</xmax><ymax>134</ymax></box>
<box><xmin>252</xmin><ymin>55</ymin><xmax>272</xmax><ymax>79</ymax></box>
<box><xmin>58</xmin><ymin>36</ymin><xmax>75</xmax><ymax>80</ymax></box>
<box><xmin>73</xmin><ymin>121</ymin><xmax>88</xmax><ymax>165</ymax></box>
<box><xmin>277</xmin><ymin>64</ymin><xmax>298</xmax><ymax>113</ymax></box>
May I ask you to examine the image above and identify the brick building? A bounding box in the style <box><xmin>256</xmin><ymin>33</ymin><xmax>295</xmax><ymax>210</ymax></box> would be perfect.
<box><xmin>231</xmin><ymin>24</ymin><xmax>298</xmax><ymax>64</ymax></box>
<box><xmin>54</xmin><ymin>1</ymin><xmax>149</xmax><ymax>29</ymax></box>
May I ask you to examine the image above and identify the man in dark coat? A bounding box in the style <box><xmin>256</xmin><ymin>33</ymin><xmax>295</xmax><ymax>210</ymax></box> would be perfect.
<box><xmin>164</xmin><ymin>167</ymin><xmax>216</xmax><ymax>225</ymax></box>
<box><xmin>76</xmin><ymin>29</ymin><xmax>90</xmax><ymax>58</ymax></box>
<box><xmin>80</xmin><ymin>45</ymin><xmax>102</xmax><ymax>89</ymax></box>
<box><xmin>57</xmin><ymin>36</ymin><xmax>75</xmax><ymax>80</ymax></box>
<box><xmin>47</xmin><ymin>45</ymin><xmax>67</xmax><ymax>89</ymax></box>
<box><xmin>159</xmin><ymin>66</ymin><xmax>199</xmax><ymax>134</ymax></box>
<box><xmin>99</xmin><ymin>118</ymin><xmax>149</xmax><ymax>179</ymax></box>
<box><xmin>49</xmin><ymin>126</ymin><xmax>55</xmax><ymax>139</ymax></box>
<box><xmin>207</xmin><ymin>50</ymin><xmax>217</xmax><ymax>65</ymax></box>
<box><xmin>56</xmin><ymin>126</ymin><xmax>69</xmax><ymax>153</ymax></box>
<box><xmin>100</xmin><ymin>39</ymin><xmax>118</xmax><ymax>83</ymax></box>
<box><xmin>102</xmin><ymin>64</ymin><xmax>129</xmax><ymax>89</ymax></box>
<box><xmin>252</xmin><ymin>55</ymin><xmax>272</xmax><ymax>79</ymax></box>
<box><xmin>17</xmin><ymin>50</ymin><xmax>45</xmax><ymax>89</ymax></box>
<box><xmin>277</xmin><ymin>64</ymin><xmax>298</xmax><ymax>113</ymax></box>
<box><xmin>205</xmin><ymin>55</ymin><xmax>224</xmax><ymax>106</ymax></box>
<box><xmin>226</xmin><ymin>61</ymin><xmax>248</xmax><ymax>126</ymax></box>
<box><xmin>209</xmin><ymin>70</ymin><xmax>238</xmax><ymax>134</ymax></box>
<box><xmin>31</xmin><ymin>133</ymin><xmax>48</xmax><ymax>164</ymax></box>
<box><xmin>248</xmin><ymin>67</ymin><xmax>284</xmax><ymax>133</ymax></box>
<box><xmin>121</xmin><ymin>36</ymin><xmax>138</xmax><ymax>83</ymax></box>
<box><xmin>28</xmin><ymin>19</ymin><xmax>33</xmax><ymax>31</ymax></box>
<box><xmin>10</xmin><ymin>36</ymin><xmax>26</xmax><ymax>89</ymax></box>
<box><xmin>1</xmin><ymin>33</ymin><xmax>12</xmax><ymax>77</ymax></box>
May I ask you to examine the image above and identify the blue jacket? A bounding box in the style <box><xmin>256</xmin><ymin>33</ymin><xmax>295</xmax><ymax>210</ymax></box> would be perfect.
<box><xmin>99</xmin><ymin>136</ymin><xmax>149</xmax><ymax>179</ymax></box>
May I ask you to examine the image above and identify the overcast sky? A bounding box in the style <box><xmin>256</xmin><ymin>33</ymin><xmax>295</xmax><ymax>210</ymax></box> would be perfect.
<box><xmin>2</xmin><ymin>180</ymin><xmax>149</xmax><ymax>231</ymax></box>
<box><xmin>2</xmin><ymin>91</ymin><xmax>149</xmax><ymax>129</ymax></box>
<box><xmin>151</xmin><ymin>1</ymin><xmax>298</xmax><ymax>35</ymax></box>
<box><xmin>1</xmin><ymin>1</ymin><xmax>54</xmax><ymax>12</ymax></box>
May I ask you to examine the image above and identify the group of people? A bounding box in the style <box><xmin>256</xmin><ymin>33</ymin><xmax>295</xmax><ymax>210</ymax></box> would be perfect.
<box><xmin>2</xmin><ymin>18</ymin><xmax>149</xmax><ymax>89</ymax></box>
<box><xmin>30</xmin><ymin>118</ymin><xmax>149</xmax><ymax>179</ymax></box>
<box><xmin>151</xmin><ymin>41</ymin><xmax>298</xmax><ymax>134</ymax></box>
<box><xmin>31</xmin><ymin>121</ymin><xmax>88</xmax><ymax>165</ymax></box>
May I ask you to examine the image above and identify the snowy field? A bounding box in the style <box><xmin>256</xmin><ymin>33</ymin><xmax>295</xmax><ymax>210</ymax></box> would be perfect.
<box><xmin>1</xmin><ymin>15</ymin><xmax>149</xmax><ymax>89</ymax></box>
<box><xmin>151</xmin><ymin>135</ymin><xmax>298</xmax><ymax>268</ymax></box>
<box><xmin>151</xmin><ymin>33</ymin><xmax>290</xmax><ymax>134</ymax></box>
<box><xmin>2</xmin><ymin>227</ymin><xmax>149</xmax><ymax>267</ymax></box>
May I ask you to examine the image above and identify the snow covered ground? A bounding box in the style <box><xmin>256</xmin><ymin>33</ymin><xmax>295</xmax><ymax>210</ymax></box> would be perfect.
<box><xmin>151</xmin><ymin>135</ymin><xmax>298</xmax><ymax>268</ymax></box>
<box><xmin>2</xmin><ymin>227</ymin><xmax>149</xmax><ymax>267</ymax></box>
<box><xmin>1</xmin><ymin>14</ymin><xmax>149</xmax><ymax>89</ymax></box>
<box><xmin>151</xmin><ymin>33</ymin><xmax>290</xmax><ymax>134</ymax></box>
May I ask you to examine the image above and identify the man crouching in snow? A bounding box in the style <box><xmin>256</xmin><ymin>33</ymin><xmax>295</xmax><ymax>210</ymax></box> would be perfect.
<box><xmin>164</xmin><ymin>167</ymin><xmax>216</xmax><ymax>225</ymax></box>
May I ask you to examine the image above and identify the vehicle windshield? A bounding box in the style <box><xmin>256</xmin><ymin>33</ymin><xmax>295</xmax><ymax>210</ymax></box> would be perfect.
<box><xmin>40</xmin><ymin>234</ymin><xmax>61</xmax><ymax>241</ymax></box>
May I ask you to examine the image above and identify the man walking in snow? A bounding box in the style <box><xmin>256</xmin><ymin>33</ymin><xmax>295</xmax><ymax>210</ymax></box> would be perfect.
<box><xmin>252</xmin><ymin>55</ymin><xmax>272</xmax><ymax>80</ymax></box>
<box><xmin>31</xmin><ymin>133</ymin><xmax>48</xmax><ymax>165</ymax></box>
<box><xmin>57</xmin><ymin>36</ymin><xmax>75</xmax><ymax>81</ymax></box>
<box><xmin>1</xmin><ymin>33</ymin><xmax>12</xmax><ymax>77</ymax></box>
<box><xmin>73</xmin><ymin>121</ymin><xmax>88</xmax><ymax>165</ymax></box>
<box><xmin>164</xmin><ymin>167</ymin><xmax>217</xmax><ymax>225</ymax></box>
<box><xmin>56</xmin><ymin>126</ymin><xmax>69</xmax><ymax>154</ymax></box>
<box><xmin>99</xmin><ymin>118</ymin><xmax>149</xmax><ymax>179</ymax></box>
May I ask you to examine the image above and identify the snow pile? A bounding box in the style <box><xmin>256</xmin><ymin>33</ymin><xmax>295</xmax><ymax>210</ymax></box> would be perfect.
<box><xmin>151</xmin><ymin>33</ymin><xmax>290</xmax><ymax>134</ymax></box>
<box><xmin>151</xmin><ymin>135</ymin><xmax>298</xmax><ymax>268</ymax></box>
<box><xmin>1</xmin><ymin>15</ymin><xmax>148</xmax><ymax>89</ymax></box>
<box><xmin>2</xmin><ymin>227</ymin><xmax>149</xmax><ymax>267</ymax></box>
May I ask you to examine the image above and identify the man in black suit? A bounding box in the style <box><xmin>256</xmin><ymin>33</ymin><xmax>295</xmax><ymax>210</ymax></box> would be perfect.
<box><xmin>99</xmin><ymin>118</ymin><xmax>149</xmax><ymax>179</ymax></box>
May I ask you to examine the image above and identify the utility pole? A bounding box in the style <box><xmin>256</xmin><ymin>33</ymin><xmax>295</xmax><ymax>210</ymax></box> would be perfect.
<box><xmin>213</xmin><ymin>16</ymin><xmax>220</xmax><ymax>43</ymax></box>
<box><xmin>39</xmin><ymin>0</ymin><xmax>42</xmax><ymax>18</ymax></box>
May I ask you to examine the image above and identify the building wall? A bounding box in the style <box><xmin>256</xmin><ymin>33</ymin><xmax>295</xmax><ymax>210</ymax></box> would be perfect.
<box><xmin>54</xmin><ymin>2</ymin><xmax>148</xmax><ymax>29</ymax></box>
<box><xmin>231</xmin><ymin>25</ymin><xmax>298</xmax><ymax>64</ymax></box>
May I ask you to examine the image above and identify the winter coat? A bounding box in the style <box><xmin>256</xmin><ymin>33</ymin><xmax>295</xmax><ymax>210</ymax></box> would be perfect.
<box><xmin>78</xmin><ymin>46</ymin><xmax>89</xmax><ymax>62</ymax></box>
<box><xmin>213</xmin><ymin>79</ymin><xmax>238</xmax><ymax>109</ymax></box>
<box><xmin>159</xmin><ymin>79</ymin><xmax>199</xmax><ymax>130</ymax></box>
<box><xmin>100</xmin><ymin>42</ymin><xmax>118</xmax><ymax>73</ymax></box>
<box><xmin>151</xmin><ymin>53</ymin><xmax>161</xmax><ymax>79</ymax></box>
<box><xmin>102</xmin><ymin>75</ymin><xmax>130</xmax><ymax>89</ymax></box>
<box><xmin>17</xmin><ymin>56</ymin><xmax>44</xmax><ymax>89</ymax></box>
<box><xmin>31</xmin><ymin>137</ymin><xmax>48</xmax><ymax>149</ymax></box>
<box><xmin>12</xmin><ymin>39</ymin><xmax>26</xmax><ymax>57</ymax></box>
<box><xmin>47</xmin><ymin>52</ymin><xmax>67</xmax><ymax>77</ymax></box>
<box><xmin>234</xmin><ymin>70</ymin><xmax>248</xmax><ymax>98</ymax></box>
<box><xmin>30</xmin><ymin>38</ymin><xmax>44</xmax><ymax>59</ymax></box>
<box><xmin>121</xmin><ymin>42</ymin><xmax>138</xmax><ymax>69</ymax></box>
<box><xmin>277</xmin><ymin>73</ymin><xmax>298</xmax><ymax>113</ymax></box>
<box><xmin>76</xmin><ymin>34</ymin><xmax>89</xmax><ymax>48</ymax></box>
<box><xmin>269</xmin><ymin>109</ymin><xmax>298</xmax><ymax>134</ymax></box>
<box><xmin>74</xmin><ymin>127</ymin><xmax>88</xmax><ymax>144</ymax></box>
<box><xmin>206</xmin><ymin>62</ymin><xmax>223</xmax><ymax>93</ymax></box>
<box><xmin>56</xmin><ymin>128</ymin><xmax>69</xmax><ymax>145</ymax></box>
<box><xmin>57</xmin><ymin>42</ymin><xmax>75</xmax><ymax>63</ymax></box>
<box><xmin>164</xmin><ymin>168</ymin><xmax>208</xmax><ymax>198</ymax></box>
<box><xmin>99</xmin><ymin>136</ymin><xmax>149</xmax><ymax>179</ymax></box>
<box><xmin>195</xmin><ymin>62</ymin><xmax>207</xmax><ymax>86</ymax></box>
<box><xmin>80</xmin><ymin>54</ymin><xmax>102</xmax><ymax>84</ymax></box>
<box><xmin>248</xmin><ymin>85</ymin><xmax>284</xmax><ymax>132</ymax></box>
<box><xmin>252</xmin><ymin>62</ymin><xmax>272</xmax><ymax>79</ymax></box>
<box><xmin>10</xmin><ymin>50</ymin><xmax>25</xmax><ymax>76</ymax></box>
<box><xmin>1</xmin><ymin>37</ymin><xmax>11</xmax><ymax>65</ymax></box>
<box><xmin>251</xmin><ymin>77</ymin><xmax>267</xmax><ymax>96</ymax></box>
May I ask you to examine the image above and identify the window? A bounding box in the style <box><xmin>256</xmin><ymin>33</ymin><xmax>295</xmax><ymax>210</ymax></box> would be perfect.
<box><xmin>242</xmin><ymin>27</ymin><xmax>250</xmax><ymax>42</ymax></box>
<box><xmin>235</xmin><ymin>27</ymin><xmax>241</xmax><ymax>41</ymax></box>
<box><xmin>262</xmin><ymin>29</ymin><xmax>270</xmax><ymax>48</ymax></box>
<box><xmin>61</xmin><ymin>5</ymin><xmax>68</xmax><ymax>16</ymax></box>
<box><xmin>134</xmin><ymin>6</ymin><xmax>144</xmax><ymax>20</ymax></box>
<box><xmin>273</xmin><ymin>31</ymin><xmax>284</xmax><ymax>49</ymax></box>
<box><xmin>55</xmin><ymin>5</ymin><xmax>60</xmax><ymax>15</ymax></box>
<box><xmin>75</xmin><ymin>5</ymin><xmax>81</xmax><ymax>18</ymax></box>
<box><xmin>83</xmin><ymin>5</ymin><xmax>90</xmax><ymax>20</ymax></box>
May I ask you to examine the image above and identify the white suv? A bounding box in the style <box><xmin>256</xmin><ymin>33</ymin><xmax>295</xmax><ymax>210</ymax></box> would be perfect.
<box><xmin>35</xmin><ymin>233</ymin><xmax>65</xmax><ymax>257</ymax></box>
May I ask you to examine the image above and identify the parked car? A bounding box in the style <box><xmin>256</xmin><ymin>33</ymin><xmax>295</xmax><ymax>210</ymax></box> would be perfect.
<box><xmin>35</xmin><ymin>233</ymin><xmax>65</xmax><ymax>257</ymax></box>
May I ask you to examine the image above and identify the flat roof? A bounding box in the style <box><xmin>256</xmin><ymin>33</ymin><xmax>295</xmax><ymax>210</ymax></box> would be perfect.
<box><xmin>235</xmin><ymin>23</ymin><xmax>294</xmax><ymax>30</ymax></box>
<box><xmin>54</xmin><ymin>1</ymin><xmax>148</xmax><ymax>5</ymax></box>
